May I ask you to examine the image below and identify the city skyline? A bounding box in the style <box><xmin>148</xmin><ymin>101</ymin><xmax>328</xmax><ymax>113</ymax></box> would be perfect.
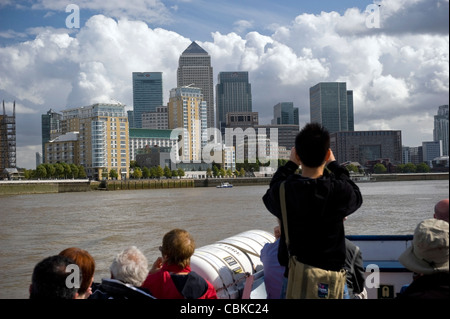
<box><xmin>0</xmin><ymin>0</ymin><xmax>448</xmax><ymax>169</ymax></box>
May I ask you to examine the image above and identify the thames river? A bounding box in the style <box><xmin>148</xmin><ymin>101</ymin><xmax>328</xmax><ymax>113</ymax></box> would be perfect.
<box><xmin>0</xmin><ymin>179</ymin><xmax>448</xmax><ymax>299</ymax></box>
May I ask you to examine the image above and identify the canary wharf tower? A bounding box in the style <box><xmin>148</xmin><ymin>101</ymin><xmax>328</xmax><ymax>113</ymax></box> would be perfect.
<box><xmin>177</xmin><ymin>42</ymin><xmax>215</xmax><ymax>129</ymax></box>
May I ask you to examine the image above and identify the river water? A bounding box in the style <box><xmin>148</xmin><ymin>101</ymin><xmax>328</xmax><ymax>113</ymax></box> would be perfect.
<box><xmin>0</xmin><ymin>179</ymin><xmax>448</xmax><ymax>299</ymax></box>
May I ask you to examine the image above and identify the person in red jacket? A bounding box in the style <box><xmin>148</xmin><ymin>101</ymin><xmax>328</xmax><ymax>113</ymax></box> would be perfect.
<box><xmin>141</xmin><ymin>228</ymin><xmax>217</xmax><ymax>299</ymax></box>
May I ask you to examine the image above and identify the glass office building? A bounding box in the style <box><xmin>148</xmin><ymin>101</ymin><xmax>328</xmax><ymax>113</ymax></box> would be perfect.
<box><xmin>310</xmin><ymin>82</ymin><xmax>354</xmax><ymax>133</ymax></box>
<box><xmin>216</xmin><ymin>71</ymin><xmax>252</xmax><ymax>133</ymax></box>
<box><xmin>132</xmin><ymin>72</ymin><xmax>163</xmax><ymax>128</ymax></box>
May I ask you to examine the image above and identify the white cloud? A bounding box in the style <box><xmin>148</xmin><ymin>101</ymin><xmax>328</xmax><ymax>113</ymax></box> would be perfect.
<box><xmin>0</xmin><ymin>0</ymin><xmax>448</xmax><ymax>169</ymax></box>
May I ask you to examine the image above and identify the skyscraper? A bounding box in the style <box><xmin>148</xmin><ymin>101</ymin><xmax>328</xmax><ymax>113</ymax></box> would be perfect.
<box><xmin>216</xmin><ymin>71</ymin><xmax>252</xmax><ymax>132</ymax></box>
<box><xmin>177</xmin><ymin>42</ymin><xmax>215</xmax><ymax>129</ymax></box>
<box><xmin>310</xmin><ymin>82</ymin><xmax>354</xmax><ymax>133</ymax></box>
<box><xmin>433</xmin><ymin>104</ymin><xmax>448</xmax><ymax>156</ymax></box>
<box><xmin>41</xmin><ymin>109</ymin><xmax>62</xmax><ymax>161</ymax></box>
<box><xmin>0</xmin><ymin>101</ymin><xmax>16</xmax><ymax>171</ymax></box>
<box><xmin>272</xmin><ymin>102</ymin><xmax>299</xmax><ymax>125</ymax></box>
<box><xmin>132</xmin><ymin>72</ymin><xmax>163</xmax><ymax>128</ymax></box>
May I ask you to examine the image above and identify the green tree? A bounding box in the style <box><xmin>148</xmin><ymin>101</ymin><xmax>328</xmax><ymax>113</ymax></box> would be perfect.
<box><xmin>70</xmin><ymin>164</ymin><xmax>79</xmax><ymax>178</ymax></box>
<box><xmin>78</xmin><ymin>165</ymin><xmax>87</xmax><ymax>179</ymax></box>
<box><xmin>396</xmin><ymin>164</ymin><xmax>405</xmax><ymax>173</ymax></box>
<box><xmin>416</xmin><ymin>162</ymin><xmax>430</xmax><ymax>173</ymax></box>
<box><xmin>239</xmin><ymin>167</ymin><xmax>245</xmax><ymax>177</ymax></box>
<box><xmin>171</xmin><ymin>170</ymin><xmax>178</xmax><ymax>178</ymax></box>
<box><xmin>219</xmin><ymin>168</ymin><xmax>226</xmax><ymax>177</ymax></box>
<box><xmin>54</xmin><ymin>163</ymin><xmax>64</xmax><ymax>178</ymax></box>
<box><xmin>177</xmin><ymin>167</ymin><xmax>185</xmax><ymax>178</ymax></box>
<box><xmin>36</xmin><ymin>164</ymin><xmax>47</xmax><ymax>179</ymax></box>
<box><xmin>155</xmin><ymin>165</ymin><xmax>164</xmax><ymax>179</ymax></box>
<box><xmin>133</xmin><ymin>167</ymin><xmax>142</xmax><ymax>179</ymax></box>
<box><xmin>206</xmin><ymin>167</ymin><xmax>212</xmax><ymax>178</ymax></box>
<box><xmin>226</xmin><ymin>169</ymin><xmax>232</xmax><ymax>177</ymax></box>
<box><xmin>109</xmin><ymin>169</ymin><xmax>118</xmax><ymax>179</ymax></box>
<box><xmin>142</xmin><ymin>167</ymin><xmax>150</xmax><ymax>179</ymax></box>
<box><xmin>404</xmin><ymin>163</ymin><xmax>416</xmax><ymax>173</ymax></box>
<box><xmin>346</xmin><ymin>164</ymin><xmax>358</xmax><ymax>173</ymax></box>
<box><xmin>164</xmin><ymin>166</ymin><xmax>172</xmax><ymax>178</ymax></box>
<box><xmin>213</xmin><ymin>166</ymin><xmax>219</xmax><ymax>177</ymax></box>
<box><xmin>43</xmin><ymin>163</ymin><xmax>55</xmax><ymax>179</ymax></box>
<box><xmin>373</xmin><ymin>163</ymin><xmax>387</xmax><ymax>174</ymax></box>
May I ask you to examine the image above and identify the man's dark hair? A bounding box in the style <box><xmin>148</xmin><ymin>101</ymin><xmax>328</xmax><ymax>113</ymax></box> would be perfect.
<box><xmin>295</xmin><ymin>123</ymin><xmax>330</xmax><ymax>168</ymax></box>
<box><xmin>30</xmin><ymin>255</ymin><xmax>79</xmax><ymax>299</ymax></box>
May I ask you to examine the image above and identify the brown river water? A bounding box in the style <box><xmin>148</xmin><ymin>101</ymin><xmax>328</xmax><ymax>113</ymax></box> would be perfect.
<box><xmin>0</xmin><ymin>180</ymin><xmax>448</xmax><ymax>299</ymax></box>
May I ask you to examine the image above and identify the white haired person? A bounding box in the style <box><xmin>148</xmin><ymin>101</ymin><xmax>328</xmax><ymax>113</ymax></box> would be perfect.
<box><xmin>397</xmin><ymin>218</ymin><xmax>449</xmax><ymax>299</ymax></box>
<box><xmin>89</xmin><ymin>246</ymin><xmax>154</xmax><ymax>299</ymax></box>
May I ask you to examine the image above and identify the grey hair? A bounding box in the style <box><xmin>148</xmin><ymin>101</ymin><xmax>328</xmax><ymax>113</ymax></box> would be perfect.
<box><xmin>110</xmin><ymin>246</ymin><xmax>149</xmax><ymax>287</ymax></box>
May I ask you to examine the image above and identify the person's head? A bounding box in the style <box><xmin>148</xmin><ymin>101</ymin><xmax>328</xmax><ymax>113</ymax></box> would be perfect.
<box><xmin>110</xmin><ymin>246</ymin><xmax>149</xmax><ymax>287</ymax></box>
<box><xmin>399</xmin><ymin>218</ymin><xmax>449</xmax><ymax>275</ymax></box>
<box><xmin>30</xmin><ymin>255</ymin><xmax>79</xmax><ymax>299</ymax></box>
<box><xmin>295</xmin><ymin>123</ymin><xmax>330</xmax><ymax>168</ymax></box>
<box><xmin>434</xmin><ymin>199</ymin><xmax>449</xmax><ymax>222</ymax></box>
<box><xmin>160</xmin><ymin>229</ymin><xmax>195</xmax><ymax>269</ymax></box>
<box><xmin>59</xmin><ymin>247</ymin><xmax>95</xmax><ymax>298</ymax></box>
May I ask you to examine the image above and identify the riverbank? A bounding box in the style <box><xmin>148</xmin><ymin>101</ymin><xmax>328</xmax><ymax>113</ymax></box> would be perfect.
<box><xmin>1</xmin><ymin>172</ymin><xmax>447</xmax><ymax>195</ymax></box>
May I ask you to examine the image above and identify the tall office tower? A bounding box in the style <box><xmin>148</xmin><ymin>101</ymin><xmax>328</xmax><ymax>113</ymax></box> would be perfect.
<box><xmin>271</xmin><ymin>102</ymin><xmax>299</xmax><ymax>125</ymax></box>
<box><xmin>433</xmin><ymin>104</ymin><xmax>448</xmax><ymax>156</ymax></box>
<box><xmin>61</xmin><ymin>103</ymin><xmax>130</xmax><ymax>180</ymax></box>
<box><xmin>168</xmin><ymin>86</ymin><xmax>207</xmax><ymax>164</ymax></box>
<box><xmin>310</xmin><ymin>82</ymin><xmax>354</xmax><ymax>134</ymax></box>
<box><xmin>132</xmin><ymin>72</ymin><xmax>163</xmax><ymax>128</ymax></box>
<box><xmin>216</xmin><ymin>71</ymin><xmax>252</xmax><ymax>133</ymax></box>
<box><xmin>41</xmin><ymin>109</ymin><xmax>62</xmax><ymax>162</ymax></box>
<box><xmin>177</xmin><ymin>42</ymin><xmax>215</xmax><ymax>129</ymax></box>
<box><xmin>0</xmin><ymin>101</ymin><xmax>16</xmax><ymax>171</ymax></box>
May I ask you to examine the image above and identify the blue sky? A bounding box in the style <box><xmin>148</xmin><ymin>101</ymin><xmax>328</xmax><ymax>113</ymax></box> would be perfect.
<box><xmin>0</xmin><ymin>0</ymin><xmax>448</xmax><ymax>169</ymax></box>
<box><xmin>0</xmin><ymin>0</ymin><xmax>376</xmax><ymax>44</ymax></box>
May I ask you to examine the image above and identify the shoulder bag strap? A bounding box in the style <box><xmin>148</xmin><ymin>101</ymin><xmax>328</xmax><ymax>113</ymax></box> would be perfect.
<box><xmin>279</xmin><ymin>181</ymin><xmax>290</xmax><ymax>254</ymax></box>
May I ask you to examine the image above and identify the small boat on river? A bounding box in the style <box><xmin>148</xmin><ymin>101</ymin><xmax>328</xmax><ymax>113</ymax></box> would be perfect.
<box><xmin>216</xmin><ymin>182</ymin><xmax>233</xmax><ymax>188</ymax></box>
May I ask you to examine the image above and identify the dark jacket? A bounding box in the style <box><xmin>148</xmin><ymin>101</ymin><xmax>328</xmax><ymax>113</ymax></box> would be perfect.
<box><xmin>344</xmin><ymin>239</ymin><xmax>365</xmax><ymax>297</ymax></box>
<box><xmin>396</xmin><ymin>272</ymin><xmax>450</xmax><ymax>299</ymax></box>
<box><xmin>263</xmin><ymin>160</ymin><xmax>363</xmax><ymax>276</ymax></box>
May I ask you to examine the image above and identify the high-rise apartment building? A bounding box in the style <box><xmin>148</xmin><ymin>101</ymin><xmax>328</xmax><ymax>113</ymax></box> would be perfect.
<box><xmin>177</xmin><ymin>42</ymin><xmax>215</xmax><ymax>129</ymax></box>
<box><xmin>41</xmin><ymin>109</ymin><xmax>62</xmax><ymax>161</ymax></box>
<box><xmin>0</xmin><ymin>101</ymin><xmax>16</xmax><ymax>171</ymax></box>
<box><xmin>168</xmin><ymin>86</ymin><xmax>207</xmax><ymax>164</ymax></box>
<box><xmin>310</xmin><ymin>82</ymin><xmax>354</xmax><ymax>133</ymax></box>
<box><xmin>272</xmin><ymin>102</ymin><xmax>299</xmax><ymax>125</ymax></box>
<box><xmin>61</xmin><ymin>103</ymin><xmax>130</xmax><ymax>180</ymax></box>
<box><xmin>433</xmin><ymin>104</ymin><xmax>448</xmax><ymax>156</ymax></box>
<box><xmin>216</xmin><ymin>71</ymin><xmax>252</xmax><ymax>132</ymax></box>
<box><xmin>132</xmin><ymin>72</ymin><xmax>163</xmax><ymax>128</ymax></box>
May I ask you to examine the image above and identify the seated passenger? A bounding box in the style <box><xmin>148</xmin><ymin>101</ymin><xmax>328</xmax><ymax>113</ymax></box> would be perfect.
<box><xmin>30</xmin><ymin>255</ymin><xmax>79</xmax><ymax>299</ymax></box>
<box><xmin>90</xmin><ymin>246</ymin><xmax>154</xmax><ymax>299</ymax></box>
<box><xmin>59</xmin><ymin>247</ymin><xmax>95</xmax><ymax>299</ymax></box>
<box><xmin>397</xmin><ymin>218</ymin><xmax>449</xmax><ymax>299</ymax></box>
<box><xmin>141</xmin><ymin>228</ymin><xmax>217</xmax><ymax>299</ymax></box>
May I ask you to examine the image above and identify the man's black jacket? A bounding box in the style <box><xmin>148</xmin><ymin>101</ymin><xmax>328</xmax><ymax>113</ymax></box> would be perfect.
<box><xmin>262</xmin><ymin>160</ymin><xmax>363</xmax><ymax>276</ymax></box>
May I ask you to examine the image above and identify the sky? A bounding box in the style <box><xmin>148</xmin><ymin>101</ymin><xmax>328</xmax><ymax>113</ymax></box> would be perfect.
<box><xmin>0</xmin><ymin>0</ymin><xmax>448</xmax><ymax>169</ymax></box>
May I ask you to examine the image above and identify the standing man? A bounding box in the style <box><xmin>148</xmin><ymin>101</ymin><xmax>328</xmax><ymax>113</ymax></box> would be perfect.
<box><xmin>262</xmin><ymin>123</ymin><xmax>363</xmax><ymax>298</ymax></box>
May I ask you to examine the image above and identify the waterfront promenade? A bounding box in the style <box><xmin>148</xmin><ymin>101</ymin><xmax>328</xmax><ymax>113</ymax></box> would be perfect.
<box><xmin>0</xmin><ymin>172</ymin><xmax>448</xmax><ymax>196</ymax></box>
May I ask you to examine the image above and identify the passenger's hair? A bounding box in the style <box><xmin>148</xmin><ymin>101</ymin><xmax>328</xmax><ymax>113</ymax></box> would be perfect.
<box><xmin>295</xmin><ymin>123</ymin><xmax>330</xmax><ymax>168</ymax></box>
<box><xmin>161</xmin><ymin>229</ymin><xmax>195</xmax><ymax>269</ymax></box>
<box><xmin>30</xmin><ymin>255</ymin><xmax>79</xmax><ymax>299</ymax></box>
<box><xmin>110</xmin><ymin>246</ymin><xmax>149</xmax><ymax>287</ymax></box>
<box><xmin>59</xmin><ymin>247</ymin><xmax>95</xmax><ymax>295</ymax></box>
